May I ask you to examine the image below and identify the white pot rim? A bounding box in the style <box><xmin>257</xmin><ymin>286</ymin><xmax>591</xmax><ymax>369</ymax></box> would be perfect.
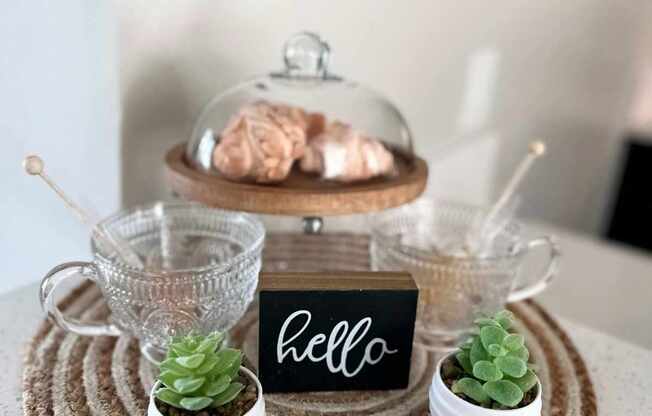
<box><xmin>148</xmin><ymin>366</ymin><xmax>265</xmax><ymax>416</ymax></box>
<box><xmin>430</xmin><ymin>352</ymin><xmax>542</xmax><ymax>416</ymax></box>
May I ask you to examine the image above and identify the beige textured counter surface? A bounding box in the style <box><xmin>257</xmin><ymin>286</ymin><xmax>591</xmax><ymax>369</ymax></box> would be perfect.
<box><xmin>2</xmin><ymin>289</ymin><xmax>652</xmax><ymax>414</ymax></box>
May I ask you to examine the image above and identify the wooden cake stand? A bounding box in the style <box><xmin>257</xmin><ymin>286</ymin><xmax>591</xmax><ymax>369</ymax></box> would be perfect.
<box><xmin>165</xmin><ymin>143</ymin><xmax>428</xmax><ymax>217</ymax></box>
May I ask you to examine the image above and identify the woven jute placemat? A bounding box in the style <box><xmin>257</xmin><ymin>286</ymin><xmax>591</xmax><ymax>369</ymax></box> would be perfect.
<box><xmin>22</xmin><ymin>233</ymin><xmax>597</xmax><ymax>416</ymax></box>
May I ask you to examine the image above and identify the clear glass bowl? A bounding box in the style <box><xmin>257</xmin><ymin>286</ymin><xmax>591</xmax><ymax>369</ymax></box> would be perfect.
<box><xmin>186</xmin><ymin>32</ymin><xmax>414</xmax><ymax>181</ymax></box>
<box><xmin>370</xmin><ymin>199</ymin><xmax>560</xmax><ymax>351</ymax></box>
<box><xmin>40</xmin><ymin>201</ymin><xmax>265</xmax><ymax>362</ymax></box>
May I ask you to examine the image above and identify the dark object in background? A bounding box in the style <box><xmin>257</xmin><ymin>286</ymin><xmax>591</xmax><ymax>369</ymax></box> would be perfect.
<box><xmin>606</xmin><ymin>137</ymin><xmax>652</xmax><ymax>252</ymax></box>
<box><xmin>258</xmin><ymin>271</ymin><xmax>418</xmax><ymax>393</ymax></box>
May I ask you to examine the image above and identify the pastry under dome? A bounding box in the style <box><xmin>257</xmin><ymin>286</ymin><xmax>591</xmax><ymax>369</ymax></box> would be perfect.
<box><xmin>167</xmin><ymin>32</ymin><xmax>426</xmax><ymax>216</ymax></box>
<box><xmin>186</xmin><ymin>32</ymin><xmax>414</xmax><ymax>184</ymax></box>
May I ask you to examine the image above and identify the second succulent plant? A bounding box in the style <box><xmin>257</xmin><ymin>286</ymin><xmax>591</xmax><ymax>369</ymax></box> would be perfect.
<box><xmin>449</xmin><ymin>310</ymin><xmax>538</xmax><ymax>408</ymax></box>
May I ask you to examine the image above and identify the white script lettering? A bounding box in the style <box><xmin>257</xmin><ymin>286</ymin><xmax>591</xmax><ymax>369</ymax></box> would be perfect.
<box><xmin>276</xmin><ymin>310</ymin><xmax>397</xmax><ymax>378</ymax></box>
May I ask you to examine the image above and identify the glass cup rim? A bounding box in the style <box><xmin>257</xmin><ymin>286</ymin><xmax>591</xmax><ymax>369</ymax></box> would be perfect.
<box><xmin>371</xmin><ymin>238</ymin><xmax>526</xmax><ymax>271</ymax></box>
<box><xmin>90</xmin><ymin>201</ymin><xmax>265</xmax><ymax>278</ymax></box>
<box><xmin>370</xmin><ymin>199</ymin><xmax>528</xmax><ymax>265</ymax></box>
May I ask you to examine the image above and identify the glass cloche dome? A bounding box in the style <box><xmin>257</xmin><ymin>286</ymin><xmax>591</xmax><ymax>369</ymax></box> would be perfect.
<box><xmin>168</xmin><ymin>32</ymin><xmax>426</xmax><ymax>217</ymax></box>
<box><xmin>186</xmin><ymin>32</ymin><xmax>414</xmax><ymax>184</ymax></box>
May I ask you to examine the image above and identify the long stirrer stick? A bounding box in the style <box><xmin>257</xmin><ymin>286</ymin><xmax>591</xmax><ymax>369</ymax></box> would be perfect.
<box><xmin>483</xmin><ymin>141</ymin><xmax>546</xmax><ymax>228</ymax></box>
<box><xmin>23</xmin><ymin>155</ymin><xmax>144</xmax><ymax>269</ymax></box>
<box><xmin>465</xmin><ymin>141</ymin><xmax>546</xmax><ymax>256</ymax></box>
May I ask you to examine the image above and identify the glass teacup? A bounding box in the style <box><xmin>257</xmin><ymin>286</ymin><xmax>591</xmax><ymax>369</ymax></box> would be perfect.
<box><xmin>40</xmin><ymin>201</ymin><xmax>265</xmax><ymax>362</ymax></box>
<box><xmin>370</xmin><ymin>199</ymin><xmax>560</xmax><ymax>350</ymax></box>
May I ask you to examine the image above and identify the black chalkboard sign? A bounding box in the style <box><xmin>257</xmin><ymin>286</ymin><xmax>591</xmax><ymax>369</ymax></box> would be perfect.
<box><xmin>258</xmin><ymin>271</ymin><xmax>418</xmax><ymax>393</ymax></box>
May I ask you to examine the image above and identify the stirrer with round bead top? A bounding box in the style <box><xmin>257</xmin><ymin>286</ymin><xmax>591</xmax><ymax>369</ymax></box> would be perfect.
<box><xmin>23</xmin><ymin>155</ymin><xmax>144</xmax><ymax>269</ymax></box>
<box><xmin>463</xmin><ymin>140</ymin><xmax>547</xmax><ymax>256</ymax></box>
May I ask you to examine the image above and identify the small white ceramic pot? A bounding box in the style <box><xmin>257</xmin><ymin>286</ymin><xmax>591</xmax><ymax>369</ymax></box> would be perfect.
<box><xmin>430</xmin><ymin>353</ymin><xmax>542</xmax><ymax>416</ymax></box>
<box><xmin>148</xmin><ymin>366</ymin><xmax>265</xmax><ymax>416</ymax></box>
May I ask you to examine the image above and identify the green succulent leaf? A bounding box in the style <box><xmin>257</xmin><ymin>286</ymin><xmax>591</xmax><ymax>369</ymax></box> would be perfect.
<box><xmin>173</xmin><ymin>376</ymin><xmax>206</xmax><ymax>394</ymax></box>
<box><xmin>212</xmin><ymin>382</ymin><xmax>245</xmax><ymax>407</ymax></box>
<box><xmin>508</xmin><ymin>346</ymin><xmax>530</xmax><ymax>362</ymax></box>
<box><xmin>503</xmin><ymin>334</ymin><xmax>525</xmax><ymax>351</ymax></box>
<box><xmin>179</xmin><ymin>396</ymin><xmax>213</xmax><ymax>411</ymax></box>
<box><xmin>474</xmin><ymin>317</ymin><xmax>501</xmax><ymax>328</ymax></box>
<box><xmin>175</xmin><ymin>353</ymin><xmax>206</xmax><ymax>369</ymax></box>
<box><xmin>203</xmin><ymin>374</ymin><xmax>231</xmax><ymax>396</ymax></box>
<box><xmin>158</xmin><ymin>371</ymin><xmax>181</xmax><ymax>390</ymax></box>
<box><xmin>455</xmin><ymin>351</ymin><xmax>473</xmax><ymax>374</ymax></box>
<box><xmin>480</xmin><ymin>325</ymin><xmax>509</xmax><ymax>351</ymax></box>
<box><xmin>487</xmin><ymin>343</ymin><xmax>508</xmax><ymax>357</ymax></box>
<box><xmin>185</xmin><ymin>337</ymin><xmax>200</xmax><ymax>351</ymax></box>
<box><xmin>494</xmin><ymin>356</ymin><xmax>527</xmax><ymax>378</ymax></box>
<box><xmin>223</xmin><ymin>358</ymin><xmax>242</xmax><ymax>380</ymax></box>
<box><xmin>171</xmin><ymin>343</ymin><xmax>194</xmax><ymax>357</ymax></box>
<box><xmin>195</xmin><ymin>355</ymin><xmax>220</xmax><ymax>375</ymax></box>
<box><xmin>494</xmin><ymin>310</ymin><xmax>515</xmax><ymax>330</ymax></box>
<box><xmin>196</xmin><ymin>332</ymin><xmax>224</xmax><ymax>354</ymax></box>
<box><xmin>452</xmin><ymin>378</ymin><xmax>490</xmax><ymax>404</ymax></box>
<box><xmin>160</xmin><ymin>358</ymin><xmax>193</xmax><ymax>376</ymax></box>
<box><xmin>155</xmin><ymin>387</ymin><xmax>183</xmax><ymax>407</ymax></box>
<box><xmin>470</xmin><ymin>337</ymin><xmax>490</xmax><ymax>365</ymax></box>
<box><xmin>483</xmin><ymin>380</ymin><xmax>524</xmax><ymax>407</ymax></box>
<box><xmin>213</xmin><ymin>349</ymin><xmax>242</xmax><ymax>374</ymax></box>
<box><xmin>472</xmin><ymin>360</ymin><xmax>503</xmax><ymax>382</ymax></box>
<box><xmin>507</xmin><ymin>369</ymin><xmax>538</xmax><ymax>393</ymax></box>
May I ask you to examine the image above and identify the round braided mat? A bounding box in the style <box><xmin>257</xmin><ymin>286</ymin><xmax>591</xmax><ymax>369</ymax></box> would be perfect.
<box><xmin>22</xmin><ymin>233</ymin><xmax>596</xmax><ymax>416</ymax></box>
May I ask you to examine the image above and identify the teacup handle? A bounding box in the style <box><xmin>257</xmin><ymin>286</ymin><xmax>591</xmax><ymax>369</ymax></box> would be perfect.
<box><xmin>508</xmin><ymin>236</ymin><xmax>561</xmax><ymax>303</ymax></box>
<box><xmin>40</xmin><ymin>261</ymin><xmax>121</xmax><ymax>336</ymax></box>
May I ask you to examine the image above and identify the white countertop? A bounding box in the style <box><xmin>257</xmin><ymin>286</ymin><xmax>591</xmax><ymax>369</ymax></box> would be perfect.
<box><xmin>532</xmin><ymin>222</ymin><xmax>652</xmax><ymax>349</ymax></box>
<box><xmin>1</xmin><ymin>223</ymin><xmax>652</xmax><ymax>414</ymax></box>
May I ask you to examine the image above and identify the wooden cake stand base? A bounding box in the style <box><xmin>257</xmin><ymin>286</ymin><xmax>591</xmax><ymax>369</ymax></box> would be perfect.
<box><xmin>165</xmin><ymin>143</ymin><xmax>428</xmax><ymax>216</ymax></box>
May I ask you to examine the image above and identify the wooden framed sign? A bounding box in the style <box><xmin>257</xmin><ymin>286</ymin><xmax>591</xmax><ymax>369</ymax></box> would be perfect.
<box><xmin>258</xmin><ymin>271</ymin><xmax>418</xmax><ymax>393</ymax></box>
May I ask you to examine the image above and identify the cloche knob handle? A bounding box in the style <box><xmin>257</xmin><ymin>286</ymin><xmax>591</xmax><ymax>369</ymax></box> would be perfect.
<box><xmin>282</xmin><ymin>32</ymin><xmax>330</xmax><ymax>78</ymax></box>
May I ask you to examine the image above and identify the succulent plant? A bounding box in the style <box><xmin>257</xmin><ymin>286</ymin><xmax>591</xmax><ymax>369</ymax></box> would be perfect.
<box><xmin>154</xmin><ymin>332</ymin><xmax>245</xmax><ymax>412</ymax></box>
<box><xmin>450</xmin><ymin>310</ymin><xmax>538</xmax><ymax>408</ymax></box>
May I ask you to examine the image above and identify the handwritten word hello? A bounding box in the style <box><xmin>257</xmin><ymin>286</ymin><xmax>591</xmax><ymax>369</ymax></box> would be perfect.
<box><xmin>277</xmin><ymin>309</ymin><xmax>397</xmax><ymax>377</ymax></box>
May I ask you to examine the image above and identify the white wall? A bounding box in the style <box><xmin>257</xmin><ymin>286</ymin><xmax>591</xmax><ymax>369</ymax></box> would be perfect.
<box><xmin>115</xmin><ymin>0</ymin><xmax>652</xmax><ymax>235</ymax></box>
<box><xmin>0</xmin><ymin>1</ymin><xmax>121</xmax><ymax>294</ymax></box>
